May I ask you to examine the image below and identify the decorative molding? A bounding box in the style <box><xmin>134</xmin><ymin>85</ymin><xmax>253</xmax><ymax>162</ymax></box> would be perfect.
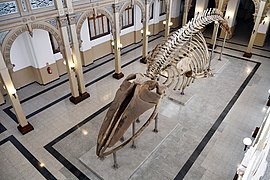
<box><xmin>58</xmin><ymin>16</ymin><xmax>68</xmax><ymax>27</ymax></box>
<box><xmin>0</xmin><ymin>31</ymin><xmax>10</xmax><ymax>45</ymax></box>
<box><xmin>119</xmin><ymin>0</ymin><xmax>145</xmax><ymax>22</ymax></box>
<box><xmin>113</xmin><ymin>3</ymin><xmax>123</xmax><ymax>13</ymax></box>
<box><xmin>46</xmin><ymin>19</ymin><xmax>58</xmax><ymax>28</ymax></box>
<box><xmin>68</xmin><ymin>14</ymin><xmax>76</xmax><ymax>25</ymax></box>
<box><xmin>0</xmin><ymin>1</ymin><xmax>18</xmax><ymax>16</ymax></box>
<box><xmin>21</xmin><ymin>0</ymin><xmax>27</xmax><ymax>11</ymax></box>
<box><xmin>29</xmin><ymin>0</ymin><xmax>54</xmax><ymax>10</ymax></box>
<box><xmin>1</xmin><ymin>22</ymin><xmax>63</xmax><ymax>70</ymax></box>
<box><xmin>76</xmin><ymin>7</ymin><xmax>113</xmax><ymax>46</ymax></box>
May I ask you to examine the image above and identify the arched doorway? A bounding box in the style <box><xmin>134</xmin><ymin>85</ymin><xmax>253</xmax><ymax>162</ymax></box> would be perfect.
<box><xmin>2</xmin><ymin>24</ymin><xmax>63</xmax><ymax>88</ymax></box>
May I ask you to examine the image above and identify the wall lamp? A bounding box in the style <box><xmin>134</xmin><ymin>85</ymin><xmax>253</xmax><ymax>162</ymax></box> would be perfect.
<box><xmin>140</xmin><ymin>29</ymin><xmax>151</xmax><ymax>35</ymax></box>
<box><xmin>9</xmin><ymin>88</ymin><xmax>17</xmax><ymax>99</ymax></box>
<box><xmin>69</xmin><ymin>62</ymin><xmax>75</xmax><ymax>71</ymax></box>
<box><xmin>111</xmin><ymin>41</ymin><xmax>123</xmax><ymax>49</ymax></box>
<box><xmin>243</xmin><ymin>137</ymin><xmax>252</xmax><ymax>151</ymax></box>
<box><xmin>163</xmin><ymin>21</ymin><xmax>173</xmax><ymax>26</ymax></box>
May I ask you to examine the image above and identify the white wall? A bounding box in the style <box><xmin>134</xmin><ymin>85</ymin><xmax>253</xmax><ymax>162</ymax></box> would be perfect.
<box><xmin>30</xmin><ymin>29</ymin><xmax>55</xmax><ymax>67</ymax></box>
<box><xmin>171</xmin><ymin>0</ymin><xmax>181</xmax><ymax>18</ymax></box>
<box><xmin>194</xmin><ymin>0</ymin><xmax>209</xmax><ymax>15</ymax></box>
<box><xmin>10</xmin><ymin>32</ymin><xmax>33</xmax><ymax>71</ymax></box>
<box><xmin>224</xmin><ymin>0</ymin><xmax>240</xmax><ymax>28</ymax></box>
<box><xmin>10</xmin><ymin>29</ymin><xmax>58</xmax><ymax>71</ymax></box>
<box><xmin>80</xmin><ymin>4</ymin><xmax>143</xmax><ymax>52</ymax></box>
<box><xmin>258</xmin><ymin>9</ymin><xmax>270</xmax><ymax>34</ymax></box>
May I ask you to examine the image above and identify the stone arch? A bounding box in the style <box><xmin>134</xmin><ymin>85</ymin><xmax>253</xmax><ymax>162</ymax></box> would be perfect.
<box><xmin>119</xmin><ymin>0</ymin><xmax>145</xmax><ymax>25</ymax></box>
<box><xmin>76</xmin><ymin>7</ymin><xmax>114</xmax><ymax>44</ymax></box>
<box><xmin>1</xmin><ymin>22</ymin><xmax>63</xmax><ymax>70</ymax></box>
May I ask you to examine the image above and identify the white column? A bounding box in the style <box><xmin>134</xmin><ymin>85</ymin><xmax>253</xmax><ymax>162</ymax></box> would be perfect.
<box><xmin>254</xmin><ymin>8</ymin><xmax>270</xmax><ymax>46</ymax></box>
<box><xmin>194</xmin><ymin>0</ymin><xmax>209</xmax><ymax>15</ymax></box>
<box><xmin>55</xmin><ymin>0</ymin><xmax>81</xmax><ymax>103</ymax></box>
<box><xmin>164</xmin><ymin>0</ymin><xmax>172</xmax><ymax>38</ymax></box>
<box><xmin>0</xmin><ymin>89</ymin><xmax>4</xmax><ymax>105</ymax></box>
<box><xmin>210</xmin><ymin>0</ymin><xmax>224</xmax><ymax>47</ymax></box>
<box><xmin>141</xmin><ymin>0</ymin><xmax>150</xmax><ymax>64</ymax></box>
<box><xmin>0</xmin><ymin>51</ymin><xmax>33</xmax><ymax>134</ymax></box>
<box><xmin>182</xmin><ymin>0</ymin><xmax>192</xmax><ymax>26</ymax></box>
<box><xmin>244</xmin><ymin>1</ymin><xmax>267</xmax><ymax>58</ymax></box>
<box><xmin>112</xmin><ymin>3</ymin><xmax>124</xmax><ymax>79</ymax></box>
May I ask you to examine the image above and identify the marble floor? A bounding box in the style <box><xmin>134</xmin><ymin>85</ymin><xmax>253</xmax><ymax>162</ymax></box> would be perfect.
<box><xmin>0</xmin><ymin>29</ymin><xmax>270</xmax><ymax>180</ymax></box>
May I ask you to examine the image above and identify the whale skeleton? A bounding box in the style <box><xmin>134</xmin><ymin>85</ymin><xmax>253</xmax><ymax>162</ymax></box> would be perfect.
<box><xmin>96</xmin><ymin>8</ymin><xmax>231</xmax><ymax>159</ymax></box>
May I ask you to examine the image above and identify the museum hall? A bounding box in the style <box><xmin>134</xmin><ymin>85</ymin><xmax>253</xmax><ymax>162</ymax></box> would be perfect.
<box><xmin>0</xmin><ymin>0</ymin><xmax>270</xmax><ymax>179</ymax></box>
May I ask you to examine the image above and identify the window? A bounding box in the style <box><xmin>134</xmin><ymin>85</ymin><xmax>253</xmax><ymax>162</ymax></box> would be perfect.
<box><xmin>149</xmin><ymin>3</ymin><xmax>154</xmax><ymax>20</ymax></box>
<box><xmin>88</xmin><ymin>13</ymin><xmax>110</xmax><ymax>40</ymax></box>
<box><xmin>49</xmin><ymin>32</ymin><xmax>60</xmax><ymax>54</ymax></box>
<box><xmin>159</xmin><ymin>0</ymin><xmax>166</xmax><ymax>16</ymax></box>
<box><xmin>121</xmin><ymin>5</ymin><xmax>134</xmax><ymax>29</ymax></box>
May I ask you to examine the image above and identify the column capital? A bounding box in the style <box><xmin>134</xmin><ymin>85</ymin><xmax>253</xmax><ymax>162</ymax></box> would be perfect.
<box><xmin>58</xmin><ymin>16</ymin><xmax>68</xmax><ymax>27</ymax></box>
<box><xmin>112</xmin><ymin>3</ymin><xmax>122</xmax><ymax>13</ymax></box>
<box><xmin>144</xmin><ymin>0</ymin><xmax>151</xmax><ymax>5</ymax></box>
<box><xmin>68</xmin><ymin>14</ymin><xmax>76</xmax><ymax>25</ymax></box>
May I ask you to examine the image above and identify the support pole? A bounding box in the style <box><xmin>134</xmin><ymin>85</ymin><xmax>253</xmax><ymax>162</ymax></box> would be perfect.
<box><xmin>243</xmin><ymin>1</ymin><xmax>266</xmax><ymax>58</ymax></box>
<box><xmin>112</xmin><ymin>4</ymin><xmax>124</xmax><ymax>79</ymax></box>
<box><xmin>208</xmin><ymin>22</ymin><xmax>219</xmax><ymax>71</ymax></box>
<box><xmin>218</xmin><ymin>31</ymin><xmax>227</xmax><ymax>61</ymax></box>
<box><xmin>164</xmin><ymin>0</ymin><xmax>172</xmax><ymax>39</ymax></box>
<box><xmin>140</xmin><ymin>0</ymin><xmax>150</xmax><ymax>64</ymax></box>
<box><xmin>209</xmin><ymin>0</ymin><xmax>224</xmax><ymax>48</ymax></box>
<box><xmin>112</xmin><ymin>152</ymin><xmax>119</xmax><ymax>169</ymax></box>
<box><xmin>131</xmin><ymin>121</ymin><xmax>136</xmax><ymax>148</ymax></box>
<box><xmin>0</xmin><ymin>52</ymin><xmax>33</xmax><ymax>134</ymax></box>
<box><xmin>153</xmin><ymin>114</ymin><xmax>158</xmax><ymax>133</ymax></box>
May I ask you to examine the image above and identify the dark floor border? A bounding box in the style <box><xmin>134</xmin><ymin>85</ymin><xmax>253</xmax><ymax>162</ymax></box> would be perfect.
<box><xmin>0</xmin><ymin>123</ymin><xmax>7</xmax><ymax>134</ymax></box>
<box><xmin>204</xmin><ymin>35</ymin><xmax>270</xmax><ymax>53</ymax></box>
<box><xmin>4</xmin><ymin>53</ymin><xmax>145</xmax><ymax>123</ymax></box>
<box><xmin>3</xmin><ymin>44</ymin><xmax>262</xmax><ymax>124</ymax></box>
<box><xmin>174</xmin><ymin>60</ymin><xmax>261</xmax><ymax>180</ymax></box>
<box><xmin>2</xmin><ymin>25</ymin><xmax>182</xmax><ymax>108</ymax></box>
<box><xmin>44</xmin><ymin>103</ymin><xmax>111</xmax><ymax>180</ymax></box>
<box><xmin>0</xmin><ymin>135</ymin><xmax>56</xmax><ymax>180</ymax></box>
<box><xmin>205</xmin><ymin>36</ymin><xmax>270</xmax><ymax>59</ymax></box>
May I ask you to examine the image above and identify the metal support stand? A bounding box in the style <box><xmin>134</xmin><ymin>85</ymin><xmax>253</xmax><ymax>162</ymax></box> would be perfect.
<box><xmin>218</xmin><ymin>32</ymin><xmax>227</xmax><ymax>61</ymax></box>
<box><xmin>153</xmin><ymin>114</ymin><xmax>158</xmax><ymax>133</ymax></box>
<box><xmin>208</xmin><ymin>22</ymin><xmax>219</xmax><ymax>72</ymax></box>
<box><xmin>131</xmin><ymin>122</ymin><xmax>136</xmax><ymax>149</ymax></box>
<box><xmin>112</xmin><ymin>152</ymin><xmax>119</xmax><ymax>169</ymax></box>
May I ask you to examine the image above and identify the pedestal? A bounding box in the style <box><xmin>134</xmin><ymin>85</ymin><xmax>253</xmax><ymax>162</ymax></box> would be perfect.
<box><xmin>112</xmin><ymin>72</ymin><xmax>124</xmax><ymax>80</ymax></box>
<box><xmin>17</xmin><ymin>123</ymin><xmax>34</xmax><ymax>135</ymax></box>
<box><xmin>69</xmin><ymin>92</ymin><xmax>90</xmax><ymax>104</ymax></box>
<box><xmin>140</xmin><ymin>57</ymin><xmax>147</xmax><ymax>64</ymax></box>
<box><xmin>243</xmin><ymin>52</ymin><xmax>252</xmax><ymax>58</ymax></box>
<box><xmin>79</xmin><ymin>114</ymin><xmax>179</xmax><ymax>180</ymax></box>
